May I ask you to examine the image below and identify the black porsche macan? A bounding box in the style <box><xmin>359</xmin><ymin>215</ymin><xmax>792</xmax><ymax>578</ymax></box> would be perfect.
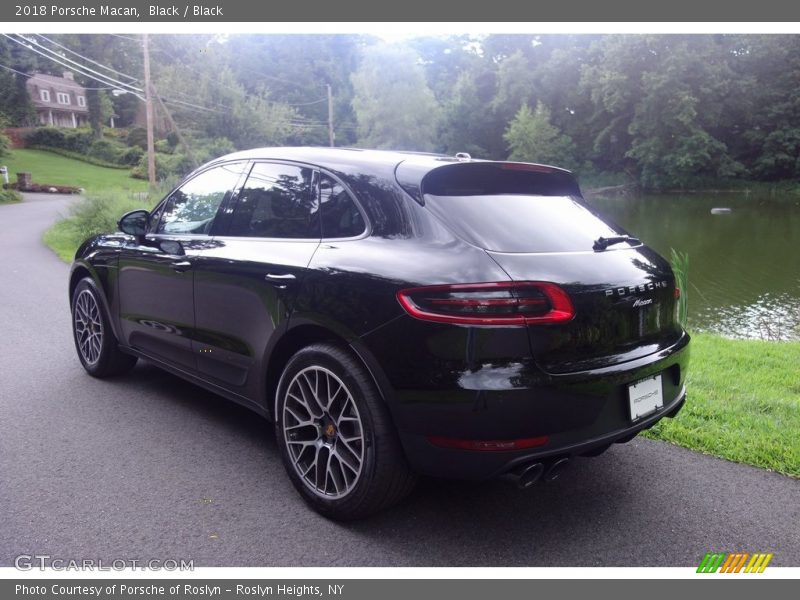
<box><xmin>69</xmin><ymin>147</ymin><xmax>689</xmax><ymax>519</ymax></box>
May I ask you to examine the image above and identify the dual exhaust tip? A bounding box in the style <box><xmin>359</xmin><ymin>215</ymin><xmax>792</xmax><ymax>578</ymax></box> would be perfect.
<box><xmin>510</xmin><ymin>457</ymin><xmax>570</xmax><ymax>489</ymax></box>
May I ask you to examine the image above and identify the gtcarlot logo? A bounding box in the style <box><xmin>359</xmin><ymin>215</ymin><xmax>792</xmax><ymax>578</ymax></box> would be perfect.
<box><xmin>13</xmin><ymin>554</ymin><xmax>194</xmax><ymax>571</ymax></box>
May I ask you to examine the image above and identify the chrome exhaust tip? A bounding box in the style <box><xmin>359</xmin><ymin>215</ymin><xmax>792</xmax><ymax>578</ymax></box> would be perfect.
<box><xmin>543</xmin><ymin>457</ymin><xmax>570</xmax><ymax>482</ymax></box>
<box><xmin>516</xmin><ymin>462</ymin><xmax>545</xmax><ymax>489</ymax></box>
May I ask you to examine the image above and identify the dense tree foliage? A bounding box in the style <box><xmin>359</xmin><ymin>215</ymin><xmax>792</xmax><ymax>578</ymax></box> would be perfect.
<box><xmin>351</xmin><ymin>44</ymin><xmax>440</xmax><ymax>151</ymax></box>
<box><xmin>504</xmin><ymin>102</ymin><xmax>577</xmax><ymax>168</ymax></box>
<box><xmin>4</xmin><ymin>33</ymin><xmax>800</xmax><ymax>189</ymax></box>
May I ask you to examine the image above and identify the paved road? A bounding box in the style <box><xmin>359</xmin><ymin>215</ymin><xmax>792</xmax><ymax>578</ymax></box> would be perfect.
<box><xmin>1</xmin><ymin>193</ymin><xmax>798</xmax><ymax>568</ymax></box>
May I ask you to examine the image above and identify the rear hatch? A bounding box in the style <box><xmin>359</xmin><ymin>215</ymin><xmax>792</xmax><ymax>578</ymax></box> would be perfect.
<box><xmin>416</xmin><ymin>161</ymin><xmax>683</xmax><ymax>374</ymax></box>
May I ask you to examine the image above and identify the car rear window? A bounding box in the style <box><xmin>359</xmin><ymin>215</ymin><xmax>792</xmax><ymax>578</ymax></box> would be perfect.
<box><xmin>421</xmin><ymin>163</ymin><xmax>625</xmax><ymax>253</ymax></box>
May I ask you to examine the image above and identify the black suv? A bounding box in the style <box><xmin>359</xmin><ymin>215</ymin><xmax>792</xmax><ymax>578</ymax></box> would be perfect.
<box><xmin>70</xmin><ymin>148</ymin><xmax>689</xmax><ymax>519</ymax></box>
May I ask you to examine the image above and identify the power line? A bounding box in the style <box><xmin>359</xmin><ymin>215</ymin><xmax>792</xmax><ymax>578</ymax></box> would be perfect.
<box><xmin>35</xmin><ymin>34</ymin><xmax>140</xmax><ymax>83</ymax></box>
<box><xmin>0</xmin><ymin>62</ymin><xmax>120</xmax><ymax>90</ymax></box>
<box><xmin>2</xmin><ymin>33</ymin><xmax>145</xmax><ymax>100</ymax></box>
<box><xmin>5</xmin><ymin>33</ymin><xmax>354</xmax><ymax>138</ymax></box>
<box><xmin>16</xmin><ymin>34</ymin><xmax>144</xmax><ymax>94</ymax></box>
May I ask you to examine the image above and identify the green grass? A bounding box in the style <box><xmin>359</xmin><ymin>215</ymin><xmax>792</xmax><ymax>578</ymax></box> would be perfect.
<box><xmin>644</xmin><ymin>333</ymin><xmax>800</xmax><ymax>478</ymax></box>
<box><xmin>43</xmin><ymin>189</ymin><xmax>159</xmax><ymax>262</ymax></box>
<box><xmin>2</xmin><ymin>148</ymin><xmax>146</xmax><ymax>193</ymax></box>
<box><xmin>0</xmin><ymin>188</ymin><xmax>22</xmax><ymax>203</ymax></box>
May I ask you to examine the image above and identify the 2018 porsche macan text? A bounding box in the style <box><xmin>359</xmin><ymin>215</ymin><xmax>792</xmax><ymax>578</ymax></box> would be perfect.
<box><xmin>70</xmin><ymin>148</ymin><xmax>689</xmax><ymax>519</ymax></box>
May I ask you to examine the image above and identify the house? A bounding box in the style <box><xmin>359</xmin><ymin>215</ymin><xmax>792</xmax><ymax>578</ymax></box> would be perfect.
<box><xmin>25</xmin><ymin>71</ymin><xmax>89</xmax><ymax>128</ymax></box>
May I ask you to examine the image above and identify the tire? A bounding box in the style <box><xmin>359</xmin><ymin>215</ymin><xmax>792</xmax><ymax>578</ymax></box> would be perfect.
<box><xmin>275</xmin><ymin>342</ymin><xmax>417</xmax><ymax>520</ymax></box>
<box><xmin>71</xmin><ymin>278</ymin><xmax>137</xmax><ymax>378</ymax></box>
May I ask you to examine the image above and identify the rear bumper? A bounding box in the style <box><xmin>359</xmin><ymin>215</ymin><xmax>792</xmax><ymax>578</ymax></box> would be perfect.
<box><xmin>398</xmin><ymin>385</ymin><xmax>685</xmax><ymax>479</ymax></box>
<box><xmin>369</xmin><ymin>329</ymin><xmax>690</xmax><ymax>480</ymax></box>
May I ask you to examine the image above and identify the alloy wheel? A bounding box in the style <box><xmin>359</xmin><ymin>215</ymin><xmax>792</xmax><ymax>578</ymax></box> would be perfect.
<box><xmin>73</xmin><ymin>289</ymin><xmax>104</xmax><ymax>366</ymax></box>
<box><xmin>282</xmin><ymin>366</ymin><xmax>365</xmax><ymax>499</ymax></box>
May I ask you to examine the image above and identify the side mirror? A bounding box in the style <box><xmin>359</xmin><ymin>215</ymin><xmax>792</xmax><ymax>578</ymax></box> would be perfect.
<box><xmin>118</xmin><ymin>209</ymin><xmax>149</xmax><ymax>237</ymax></box>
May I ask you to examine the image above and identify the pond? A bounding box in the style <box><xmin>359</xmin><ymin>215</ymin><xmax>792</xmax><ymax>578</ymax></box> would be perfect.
<box><xmin>591</xmin><ymin>193</ymin><xmax>800</xmax><ymax>341</ymax></box>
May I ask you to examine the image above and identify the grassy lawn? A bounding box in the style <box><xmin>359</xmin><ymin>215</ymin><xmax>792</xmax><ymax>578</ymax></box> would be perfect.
<box><xmin>2</xmin><ymin>148</ymin><xmax>146</xmax><ymax>193</ymax></box>
<box><xmin>645</xmin><ymin>333</ymin><xmax>800</xmax><ymax>478</ymax></box>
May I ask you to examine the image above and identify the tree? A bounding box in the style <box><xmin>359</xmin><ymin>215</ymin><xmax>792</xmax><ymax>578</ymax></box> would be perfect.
<box><xmin>504</xmin><ymin>101</ymin><xmax>577</xmax><ymax>169</ymax></box>
<box><xmin>153</xmin><ymin>63</ymin><xmax>298</xmax><ymax>149</ymax></box>
<box><xmin>351</xmin><ymin>44</ymin><xmax>440</xmax><ymax>151</ymax></box>
<box><xmin>0</xmin><ymin>37</ymin><xmax>37</xmax><ymax>126</ymax></box>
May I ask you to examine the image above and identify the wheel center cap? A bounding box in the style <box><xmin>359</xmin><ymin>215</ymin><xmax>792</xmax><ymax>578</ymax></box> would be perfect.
<box><xmin>323</xmin><ymin>422</ymin><xmax>336</xmax><ymax>439</ymax></box>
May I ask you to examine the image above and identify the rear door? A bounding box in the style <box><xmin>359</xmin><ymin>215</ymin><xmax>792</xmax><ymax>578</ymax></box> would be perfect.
<box><xmin>191</xmin><ymin>161</ymin><xmax>321</xmax><ymax>399</ymax></box>
<box><xmin>417</xmin><ymin>162</ymin><xmax>683</xmax><ymax>373</ymax></box>
<box><xmin>117</xmin><ymin>162</ymin><xmax>248</xmax><ymax>370</ymax></box>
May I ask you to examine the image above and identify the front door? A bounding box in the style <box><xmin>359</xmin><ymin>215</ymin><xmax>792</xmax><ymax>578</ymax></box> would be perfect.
<box><xmin>192</xmin><ymin>161</ymin><xmax>321</xmax><ymax>400</ymax></box>
<box><xmin>117</xmin><ymin>162</ymin><xmax>249</xmax><ymax>370</ymax></box>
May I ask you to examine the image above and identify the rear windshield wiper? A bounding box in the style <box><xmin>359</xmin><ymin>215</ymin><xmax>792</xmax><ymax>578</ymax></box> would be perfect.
<box><xmin>593</xmin><ymin>235</ymin><xmax>641</xmax><ymax>251</ymax></box>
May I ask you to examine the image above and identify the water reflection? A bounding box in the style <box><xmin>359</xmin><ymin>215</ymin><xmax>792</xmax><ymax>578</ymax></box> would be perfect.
<box><xmin>592</xmin><ymin>193</ymin><xmax>800</xmax><ymax>340</ymax></box>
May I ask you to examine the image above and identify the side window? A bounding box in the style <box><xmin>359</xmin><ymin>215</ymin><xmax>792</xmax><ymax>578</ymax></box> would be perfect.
<box><xmin>228</xmin><ymin>163</ymin><xmax>318</xmax><ymax>239</ymax></box>
<box><xmin>320</xmin><ymin>176</ymin><xmax>366</xmax><ymax>239</ymax></box>
<box><xmin>157</xmin><ymin>162</ymin><xmax>246</xmax><ymax>235</ymax></box>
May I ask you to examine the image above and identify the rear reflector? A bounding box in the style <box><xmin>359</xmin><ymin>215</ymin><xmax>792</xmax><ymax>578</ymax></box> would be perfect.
<box><xmin>427</xmin><ymin>435</ymin><xmax>549</xmax><ymax>452</ymax></box>
<box><xmin>396</xmin><ymin>281</ymin><xmax>575</xmax><ymax>325</ymax></box>
<box><xmin>674</xmin><ymin>287</ymin><xmax>681</xmax><ymax>299</ymax></box>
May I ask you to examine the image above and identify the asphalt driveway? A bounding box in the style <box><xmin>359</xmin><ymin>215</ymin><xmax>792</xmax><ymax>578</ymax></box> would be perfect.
<box><xmin>1</xmin><ymin>192</ymin><xmax>798</xmax><ymax>567</ymax></box>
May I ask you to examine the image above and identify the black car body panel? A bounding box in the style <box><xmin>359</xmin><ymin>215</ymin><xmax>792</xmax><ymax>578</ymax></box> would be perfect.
<box><xmin>70</xmin><ymin>147</ymin><xmax>689</xmax><ymax>483</ymax></box>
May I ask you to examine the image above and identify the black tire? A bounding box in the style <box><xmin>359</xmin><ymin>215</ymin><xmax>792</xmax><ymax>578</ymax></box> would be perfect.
<box><xmin>275</xmin><ymin>342</ymin><xmax>417</xmax><ymax>520</ymax></box>
<box><xmin>71</xmin><ymin>278</ymin><xmax>138</xmax><ymax>378</ymax></box>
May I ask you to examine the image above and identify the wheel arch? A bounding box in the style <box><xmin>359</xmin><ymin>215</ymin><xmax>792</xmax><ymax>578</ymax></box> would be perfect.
<box><xmin>264</xmin><ymin>322</ymin><xmax>395</xmax><ymax>423</ymax></box>
<box><xmin>69</xmin><ymin>261</ymin><xmax>121</xmax><ymax>341</ymax></box>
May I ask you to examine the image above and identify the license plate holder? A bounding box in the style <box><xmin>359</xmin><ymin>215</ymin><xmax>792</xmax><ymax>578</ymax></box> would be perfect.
<box><xmin>628</xmin><ymin>374</ymin><xmax>664</xmax><ymax>422</ymax></box>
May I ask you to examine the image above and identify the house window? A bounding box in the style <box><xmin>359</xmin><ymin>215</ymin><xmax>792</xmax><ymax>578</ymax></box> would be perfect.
<box><xmin>56</xmin><ymin>92</ymin><xmax>71</xmax><ymax>105</ymax></box>
<box><xmin>40</xmin><ymin>89</ymin><xmax>50</xmax><ymax>102</ymax></box>
<box><xmin>77</xmin><ymin>96</ymin><xmax>86</xmax><ymax>107</ymax></box>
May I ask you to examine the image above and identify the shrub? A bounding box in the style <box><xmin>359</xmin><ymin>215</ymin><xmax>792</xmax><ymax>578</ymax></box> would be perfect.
<box><xmin>24</xmin><ymin>127</ymin><xmax>96</xmax><ymax>154</ymax></box>
<box><xmin>130</xmin><ymin>152</ymin><xmax>193</xmax><ymax>180</ymax></box>
<box><xmin>0</xmin><ymin>188</ymin><xmax>22</xmax><ymax>203</ymax></box>
<box><xmin>119</xmin><ymin>146</ymin><xmax>144</xmax><ymax>166</ymax></box>
<box><xmin>154</xmin><ymin>139</ymin><xmax>174</xmax><ymax>154</ymax></box>
<box><xmin>88</xmin><ymin>138</ymin><xmax>125</xmax><ymax>163</ymax></box>
<box><xmin>126</xmin><ymin>126</ymin><xmax>148</xmax><ymax>149</ymax></box>
<box><xmin>0</xmin><ymin>131</ymin><xmax>9</xmax><ymax>159</ymax></box>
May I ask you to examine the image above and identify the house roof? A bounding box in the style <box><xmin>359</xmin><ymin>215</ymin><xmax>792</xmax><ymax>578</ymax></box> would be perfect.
<box><xmin>26</xmin><ymin>73</ymin><xmax>89</xmax><ymax>112</ymax></box>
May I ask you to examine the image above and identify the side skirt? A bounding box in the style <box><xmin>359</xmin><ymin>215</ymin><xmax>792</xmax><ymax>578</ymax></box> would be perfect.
<box><xmin>118</xmin><ymin>345</ymin><xmax>270</xmax><ymax>420</ymax></box>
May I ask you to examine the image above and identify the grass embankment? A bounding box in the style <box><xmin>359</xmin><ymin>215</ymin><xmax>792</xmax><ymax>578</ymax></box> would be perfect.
<box><xmin>645</xmin><ymin>334</ymin><xmax>800</xmax><ymax>478</ymax></box>
<box><xmin>2</xmin><ymin>148</ymin><xmax>146</xmax><ymax>192</ymax></box>
<box><xmin>0</xmin><ymin>148</ymin><xmax>154</xmax><ymax>261</ymax></box>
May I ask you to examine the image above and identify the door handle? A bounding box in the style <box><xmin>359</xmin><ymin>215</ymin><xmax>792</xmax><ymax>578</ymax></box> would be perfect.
<box><xmin>265</xmin><ymin>273</ymin><xmax>296</xmax><ymax>289</ymax></box>
<box><xmin>170</xmin><ymin>260</ymin><xmax>193</xmax><ymax>272</ymax></box>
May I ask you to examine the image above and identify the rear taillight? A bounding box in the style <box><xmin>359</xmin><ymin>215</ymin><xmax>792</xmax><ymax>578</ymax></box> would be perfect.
<box><xmin>396</xmin><ymin>282</ymin><xmax>575</xmax><ymax>326</ymax></box>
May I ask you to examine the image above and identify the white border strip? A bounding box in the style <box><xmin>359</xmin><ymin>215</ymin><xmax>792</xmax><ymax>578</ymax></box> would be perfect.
<box><xmin>1</xmin><ymin>567</ymin><xmax>799</xmax><ymax>579</ymax></box>
<box><xmin>3</xmin><ymin>22</ymin><xmax>800</xmax><ymax>35</ymax></box>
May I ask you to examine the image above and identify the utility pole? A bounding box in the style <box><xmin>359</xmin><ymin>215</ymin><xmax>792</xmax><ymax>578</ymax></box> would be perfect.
<box><xmin>326</xmin><ymin>83</ymin><xmax>334</xmax><ymax>147</ymax></box>
<box><xmin>142</xmin><ymin>33</ymin><xmax>156</xmax><ymax>186</ymax></box>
